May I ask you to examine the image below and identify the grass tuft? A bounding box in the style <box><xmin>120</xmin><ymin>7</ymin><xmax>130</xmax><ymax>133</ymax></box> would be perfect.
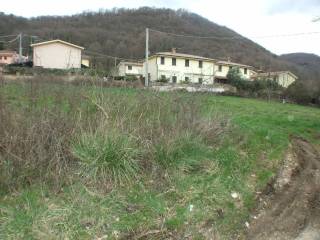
<box><xmin>72</xmin><ymin>132</ymin><xmax>140</xmax><ymax>185</ymax></box>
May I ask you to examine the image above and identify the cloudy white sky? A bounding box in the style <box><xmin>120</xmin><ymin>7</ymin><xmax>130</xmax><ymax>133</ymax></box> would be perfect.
<box><xmin>1</xmin><ymin>0</ymin><xmax>320</xmax><ymax>55</ymax></box>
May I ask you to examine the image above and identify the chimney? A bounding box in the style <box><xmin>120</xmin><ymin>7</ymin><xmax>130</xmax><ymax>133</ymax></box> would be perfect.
<box><xmin>171</xmin><ymin>48</ymin><xmax>177</xmax><ymax>54</ymax></box>
<box><xmin>227</xmin><ymin>57</ymin><xmax>231</xmax><ymax>62</ymax></box>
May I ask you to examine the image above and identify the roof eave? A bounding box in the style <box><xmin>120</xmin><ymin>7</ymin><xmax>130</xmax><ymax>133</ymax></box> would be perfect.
<box><xmin>31</xmin><ymin>39</ymin><xmax>84</xmax><ymax>50</ymax></box>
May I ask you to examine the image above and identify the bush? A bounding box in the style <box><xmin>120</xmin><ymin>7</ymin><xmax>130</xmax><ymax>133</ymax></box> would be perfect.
<box><xmin>0</xmin><ymin>102</ymin><xmax>76</xmax><ymax>192</ymax></box>
<box><xmin>227</xmin><ymin>68</ymin><xmax>282</xmax><ymax>99</ymax></box>
<box><xmin>157</xmin><ymin>76</ymin><xmax>169</xmax><ymax>83</ymax></box>
<box><xmin>124</xmin><ymin>75</ymin><xmax>138</xmax><ymax>82</ymax></box>
<box><xmin>285</xmin><ymin>81</ymin><xmax>319</xmax><ymax>105</ymax></box>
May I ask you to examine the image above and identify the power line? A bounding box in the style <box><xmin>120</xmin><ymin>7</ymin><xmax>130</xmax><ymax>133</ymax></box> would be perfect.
<box><xmin>0</xmin><ymin>35</ymin><xmax>19</xmax><ymax>43</ymax></box>
<box><xmin>149</xmin><ymin>28</ymin><xmax>320</xmax><ymax>40</ymax></box>
<box><xmin>84</xmin><ymin>49</ymin><xmax>142</xmax><ymax>62</ymax></box>
<box><xmin>0</xmin><ymin>34</ymin><xmax>18</xmax><ymax>39</ymax></box>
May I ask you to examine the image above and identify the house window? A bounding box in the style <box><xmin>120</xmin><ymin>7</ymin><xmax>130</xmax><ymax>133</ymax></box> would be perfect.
<box><xmin>185</xmin><ymin>77</ymin><xmax>189</xmax><ymax>82</ymax></box>
<box><xmin>160</xmin><ymin>57</ymin><xmax>165</xmax><ymax>65</ymax></box>
<box><xmin>199</xmin><ymin>78</ymin><xmax>203</xmax><ymax>84</ymax></box>
<box><xmin>161</xmin><ymin>75</ymin><xmax>166</xmax><ymax>80</ymax></box>
<box><xmin>172</xmin><ymin>58</ymin><xmax>176</xmax><ymax>66</ymax></box>
<box><xmin>172</xmin><ymin>76</ymin><xmax>177</xmax><ymax>83</ymax></box>
<box><xmin>4</xmin><ymin>56</ymin><xmax>7</xmax><ymax>60</ymax></box>
<box><xmin>218</xmin><ymin>65</ymin><xmax>222</xmax><ymax>72</ymax></box>
<box><xmin>199</xmin><ymin>60</ymin><xmax>203</xmax><ymax>68</ymax></box>
<box><xmin>185</xmin><ymin>59</ymin><xmax>189</xmax><ymax>67</ymax></box>
<box><xmin>244</xmin><ymin>68</ymin><xmax>247</xmax><ymax>74</ymax></box>
<box><xmin>128</xmin><ymin>65</ymin><xmax>132</xmax><ymax>70</ymax></box>
<box><xmin>0</xmin><ymin>56</ymin><xmax>2</xmax><ymax>60</ymax></box>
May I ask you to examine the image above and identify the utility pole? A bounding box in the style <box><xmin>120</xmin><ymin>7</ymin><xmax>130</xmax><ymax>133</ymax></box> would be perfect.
<box><xmin>114</xmin><ymin>57</ymin><xmax>117</xmax><ymax>79</ymax></box>
<box><xmin>145</xmin><ymin>28</ymin><xmax>149</xmax><ymax>87</ymax></box>
<box><xmin>19</xmin><ymin>33</ymin><xmax>22</xmax><ymax>63</ymax></box>
<box><xmin>29</xmin><ymin>35</ymin><xmax>33</xmax><ymax>60</ymax></box>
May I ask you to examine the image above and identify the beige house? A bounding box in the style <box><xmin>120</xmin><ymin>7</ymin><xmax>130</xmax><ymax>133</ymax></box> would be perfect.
<box><xmin>254</xmin><ymin>71</ymin><xmax>298</xmax><ymax>88</ymax></box>
<box><xmin>214</xmin><ymin>60</ymin><xmax>256</xmax><ymax>83</ymax></box>
<box><xmin>0</xmin><ymin>50</ymin><xmax>27</xmax><ymax>65</ymax></box>
<box><xmin>117</xmin><ymin>61</ymin><xmax>143</xmax><ymax>77</ymax></box>
<box><xmin>143</xmin><ymin>49</ymin><xmax>216</xmax><ymax>84</ymax></box>
<box><xmin>31</xmin><ymin>39</ymin><xmax>84</xmax><ymax>69</ymax></box>
<box><xmin>81</xmin><ymin>55</ymin><xmax>90</xmax><ymax>67</ymax></box>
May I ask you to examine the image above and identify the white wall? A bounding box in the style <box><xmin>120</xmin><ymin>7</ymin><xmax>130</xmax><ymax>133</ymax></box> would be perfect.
<box><xmin>145</xmin><ymin>56</ymin><xmax>215</xmax><ymax>84</ymax></box>
<box><xmin>33</xmin><ymin>42</ymin><xmax>82</xmax><ymax>69</ymax></box>
<box><xmin>143</xmin><ymin>58</ymin><xmax>158</xmax><ymax>81</ymax></box>
<box><xmin>118</xmin><ymin>63</ymin><xmax>143</xmax><ymax>76</ymax></box>
<box><xmin>277</xmin><ymin>73</ymin><xmax>296</xmax><ymax>88</ymax></box>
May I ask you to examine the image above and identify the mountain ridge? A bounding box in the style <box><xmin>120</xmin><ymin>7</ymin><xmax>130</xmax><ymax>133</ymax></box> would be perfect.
<box><xmin>0</xmin><ymin>7</ymin><xmax>319</xmax><ymax>84</ymax></box>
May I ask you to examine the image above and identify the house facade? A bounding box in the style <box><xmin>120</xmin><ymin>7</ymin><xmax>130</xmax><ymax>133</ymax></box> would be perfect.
<box><xmin>117</xmin><ymin>61</ymin><xmax>143</xmax><ymax>77</ymax></box>
<box><xmin>0</xmin><ymin>50</ymin><xmax>20</xmax><ymax>65</ymax></box>
<box><xmin>214</xmin><ymin>60</ymin><xmax>256</xmax><ymax>83</ymax></box>
<box><xmin>143</xmin><ymin>50</ymin><xmax>216</xmax><ymax>84</ymax></box>
<box><xmin>253</xmin><ymin>71</ymin><xmax>297</xmax><ymax>88</ymax></box>
<box><xmin>31</xmin><ymin>39</ymin><xmax>84</xmax><ymax>69</ymax></box>
<box><xmin>81</xmin><ymin>55</ymin><xmax>90</xmax><ymax>68</ymax></box>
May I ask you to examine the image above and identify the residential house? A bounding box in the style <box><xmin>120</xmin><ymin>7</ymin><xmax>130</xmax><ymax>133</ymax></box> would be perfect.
<box><xmin>0</xmin><ymin>50</ymin><xmax>27</xmax><ymax>65</ymax></box>
<box><xmin>117</xmin><ymin>61</ymin><xmax>143</xmax><ymax>77</ymax></box>
<box><xmin>143</xmin><ymin>49</ymin><xmax>216</xmax><ymax>84</ymax></box>
<box><xmin>81</xmin><ymin>55</ymin><xmax>90</xmax><ymax>68</ymax></box>
<box><xmin>253</xmin><ymin>71</ymin><xmax>298</xmax><ymax>88</ymax></box>
<box><xmin>214</xmin><ymin>60</ymin><xmax>256</xmax><ymax>83</ymax></box>
<box><xmin>31</xmin><ymin>39</ymin><xmax>84</xmax><ymax>69</ymax></box>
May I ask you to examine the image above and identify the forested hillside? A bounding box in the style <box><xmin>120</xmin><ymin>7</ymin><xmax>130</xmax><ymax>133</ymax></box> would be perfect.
<box><xmin>0</xmin><ymin>7</ymin><xmax>319</xmax><ymax>84</ymax></box>
<box><xmin>280</xmin><ymin>53</ymin><xmax>320</xmax><ymax>79</ymax></box>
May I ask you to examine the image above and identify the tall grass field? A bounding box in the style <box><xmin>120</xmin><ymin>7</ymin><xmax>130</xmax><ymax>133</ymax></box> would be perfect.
<box><xmin>0</xmin><ymin>79</ymin><xmax>319</xmax><ymax>239</ymax></box>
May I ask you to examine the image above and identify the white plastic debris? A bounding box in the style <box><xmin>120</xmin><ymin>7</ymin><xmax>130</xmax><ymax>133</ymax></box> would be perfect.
<box><xmin>189</xmin><ymin>204</ymin><xmax>194</xmax><ymax>212</ymax></box>
<box><xmin>231</xmin><ymin>192</ymin><xmax>239</xmax><ymax>199</ymax></box>
<box><xmin>245</xmin><ymin>221</ymin><xmax>250</xmax><ymax>228</ymax></box>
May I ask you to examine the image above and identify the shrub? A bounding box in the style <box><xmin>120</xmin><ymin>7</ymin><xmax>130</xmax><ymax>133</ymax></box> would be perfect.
<box><xmin>285</xmin><ymin>81</ymin><xmax>319</xmax><ymax>105</ymax></box>
<box><xmin>157</xmin><ymin>76</ymin><xmax>169</xmax><ymax>83</ymax></box>
<box><xmin>124</xmin><ymin>75</ymin><xmax>138</xmax><ymax>82</ymax></box>
<box><xmin>0</xmin><ymin>104</ymin><xmax>76</xmax><ymax>192</ymax></box>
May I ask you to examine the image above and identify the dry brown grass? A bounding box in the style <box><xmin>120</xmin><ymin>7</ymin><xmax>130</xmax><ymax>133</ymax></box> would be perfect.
<box><xmin>0</xmin><ymin>77</ymin><xmax>229</xmax><ymax>193</ymax></box>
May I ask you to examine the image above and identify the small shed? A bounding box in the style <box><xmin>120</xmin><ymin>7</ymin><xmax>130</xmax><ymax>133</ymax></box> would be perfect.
<box><xmin>31</xmin><ymin>39</ymin><xmax>84</xmax><ymax>69</ymax></box>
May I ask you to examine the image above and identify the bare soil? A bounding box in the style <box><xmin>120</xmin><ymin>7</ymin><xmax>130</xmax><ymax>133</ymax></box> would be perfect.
<box><xmin>246</xmin><ymin>138</ymin><xmax>320</xmax><ymax>240</ymax></box>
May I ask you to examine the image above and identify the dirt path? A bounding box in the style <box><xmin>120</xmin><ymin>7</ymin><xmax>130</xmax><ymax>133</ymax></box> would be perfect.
<box><xmin>246</xmin><ymin>138</ymin><xmax>320</xmax><ymax>240</ymax></box>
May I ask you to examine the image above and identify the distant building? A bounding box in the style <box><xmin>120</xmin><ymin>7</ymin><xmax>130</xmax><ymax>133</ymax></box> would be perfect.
<box><xmin>214</xmin><ymin>60</ymin><xmax>256</xmax><ymax>83</ymax></box>
<box><xmin>117</xmin><ymin>61</ymin><xmax>143</xmax><ymax>77</ymax></box>
<box><xmin>143</xmin><ymin>49</ymin><xmax>216</xmax><ymax>84</ymax></box>
<box><xmin>81</xmin><ymin>55</ymin><xmax>90</xmax><ymax>68</ymax></box>
<box><xmin>31</xmin><ymin>39</ymin><xmax>84</xmax><ymax>69</ymax></box>
<box><xmin>0</xmin><ymin>50</ymin><xmax>27</xmax><ymax>65</ymax></box>
<box><xmin>253</xmin><ymin>71</ymin><xmax>298</xmax><ymax>88</ymax></box>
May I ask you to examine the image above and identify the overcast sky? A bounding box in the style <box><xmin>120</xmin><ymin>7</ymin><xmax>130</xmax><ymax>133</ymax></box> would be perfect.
<box><xmin>1</xmin><ymin>0</ymin><xmax>320</xmax><ymax>55</ymax></box>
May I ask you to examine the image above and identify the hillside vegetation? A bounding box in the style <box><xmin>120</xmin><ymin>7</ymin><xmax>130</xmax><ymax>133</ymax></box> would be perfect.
<box><xmin>0</xmin><ymin>8</ymin><xmax>319</xmax><ymax>85</ymax></box>
<box><xmin>0</xmin><ymin>78</ymin><xmax>320</xmax><ymax>239</ymax></box>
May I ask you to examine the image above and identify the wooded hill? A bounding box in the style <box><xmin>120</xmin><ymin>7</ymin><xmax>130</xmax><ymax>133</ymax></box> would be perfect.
<box><xmin>0</xmin><ymin>8</ymin><xmax>319</xmax><ymax>86</ymax></box>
